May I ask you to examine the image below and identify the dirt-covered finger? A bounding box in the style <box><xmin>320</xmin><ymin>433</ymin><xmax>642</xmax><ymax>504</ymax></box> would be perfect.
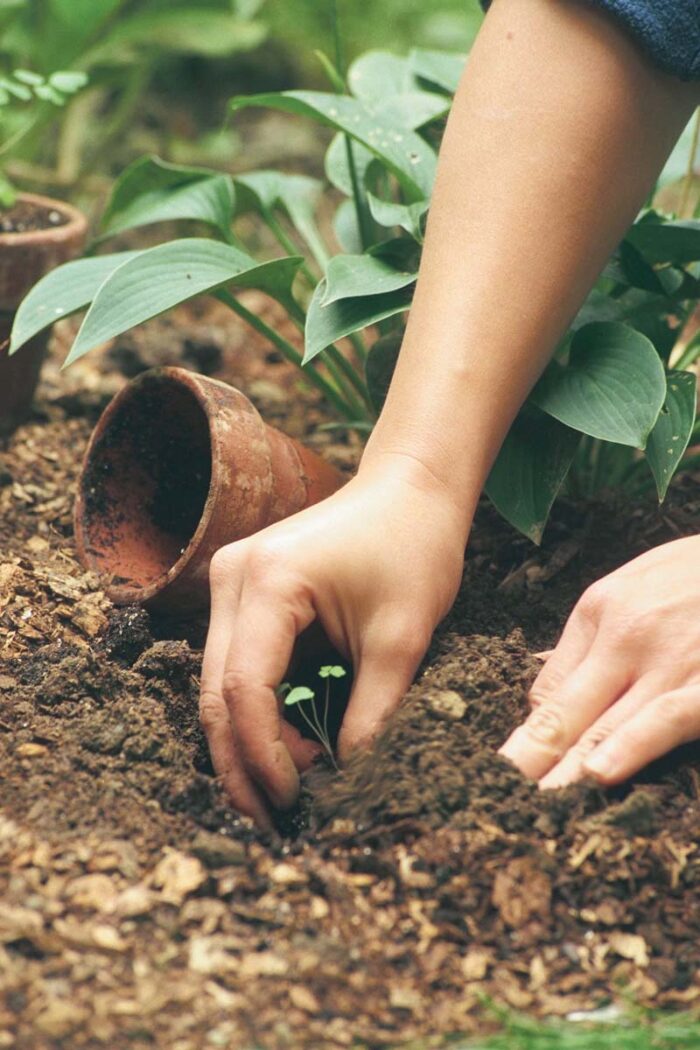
<box><xmin>222</xmin><ymin>579</ymin><xmax>315</xmax><ymax>811</ymax></box>
<box><xmin>499</xmin><ymin>649</ymin><xmax>630</xmax><ymax>779</ymax></box>
<box><xmin>584</xmin><ymin>685</ymin><xmax>700</xmax><ymax>785</ymax></box>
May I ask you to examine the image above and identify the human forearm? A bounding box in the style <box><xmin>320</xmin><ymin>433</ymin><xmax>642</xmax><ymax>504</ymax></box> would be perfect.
<box><xmin>363</xmin><ymin>0</ymin><xmax>698</xmax><ymax>534</ymax></box>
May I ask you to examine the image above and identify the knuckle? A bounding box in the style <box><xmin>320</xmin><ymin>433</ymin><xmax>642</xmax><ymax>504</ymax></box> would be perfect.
<box><xmin>220</xmin><ymin>668</ymin><xmax>248</xmax><ymax>711</ymax></box>
<box><xmin>577</xmin><ymin>578</ymin><xmax>615</xmax><ymax>622</ymax></box>
<box><xmin>661</xmin><ymin>693</ymin><xmax>693</xmax><ymax>738</ymax></box>
<box><xmin>209</xmin><ymin>546</ymin><xmax>238</xmax><ymax>588</ymax></box>
<box><xmin>523</xmin><ymin>703</ymin><xmax>567</xmax><ymax>749</ymax></box>
<box><xmin>377</xmin><ymin>617</ymin><xmax>431</xmax><ymax>665</ymax></box>
<box><xmin>574</xmin><ymin>720</ymin><xmax>614</xmax><ymax>755</ymax></box>
<box><xmin>199</xmin><ymin>690</ymin><xmax>229</xmax><ymax>733</ymax></box>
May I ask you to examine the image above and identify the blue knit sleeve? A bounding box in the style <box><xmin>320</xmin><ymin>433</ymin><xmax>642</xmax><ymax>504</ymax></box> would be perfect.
<box><xmin>479</xmin><ymin>1</ymin><xmax>700</xmax><ymax>81</ymax></box>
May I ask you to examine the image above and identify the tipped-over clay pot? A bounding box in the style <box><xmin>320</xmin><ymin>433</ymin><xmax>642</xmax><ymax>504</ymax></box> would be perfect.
<box><xmin>74</xmin><ymin>367</ymin><xmax>346</xmax><ymax>613</ymax></box>
<box><xmin>0</xmin><ymin>192</ymin><xmax>87</xmax><ymax>436</ymax></box>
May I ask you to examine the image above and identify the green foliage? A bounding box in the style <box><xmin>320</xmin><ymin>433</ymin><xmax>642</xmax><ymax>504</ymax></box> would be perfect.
<box><xmin>0</xmin><ymin>65</ymin><xmax>88</xmax><ymax>204</ymax></box>
<box><xmin>457</xmin><ymin>1007</ymin><xmax>700</xmax><ymax>1050</ymax></box>
<box><xmin>0</xmin><ymin>0</ymin><xmax>266</xmax><ymax>188</ymax></box>
<box><xmin>10</xmin><ymin>44</ymin><xmax>700</xmax><ymax>543</ymax></box>
<box><xmin>280</xmin><ymin>665</ymin><xmax>347</xmax><ymax>766</ymax></box>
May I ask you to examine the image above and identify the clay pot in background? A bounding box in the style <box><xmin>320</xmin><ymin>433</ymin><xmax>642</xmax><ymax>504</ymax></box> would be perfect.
<box><xmin>74</xmin><ymin>367</ymin><xmax>346</xmax><ymax>613</ymax></box>
<box><xmin>0</xmin><ymin>192</ymin><xmax>88</xmax><ymax>436</ymax></box>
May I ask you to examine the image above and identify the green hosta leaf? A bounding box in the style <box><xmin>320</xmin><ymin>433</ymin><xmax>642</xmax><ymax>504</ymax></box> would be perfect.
<box><xmin>347</xmin><ymin>52</ymin><xmax>450</xmax><ymax>128</ymax></box>
<box><xmin>626</xmin><ymin>219</ymin><xmax>700</xmax><ymax>265</ymax></box>
<box><xmin>304</xmin><ymin>281</ymin><xmax>411</xmax><ymax>365</ymax></box>
<box><xmin>10</xmin><ymin>251</ymin><xmax>142</xmax><ymax>355</ymax></box>
<box><xmin>332</xmin><ymin>199</ymin><xmax>363</xmax><ymax>254</ymax></box>
<box><xmin>325</xmin><ymin>134</ymin><xmax>375</xmax><ymax>197</ymax></box>
<box><xmin>64</xmin><ymin>239</ymin><xmax>303</xmax><ymax>367</ymax></box>
<box><xmin>230</xmin><ymin>90</ymin><xmax>436</xmax><ymax>200</ymax></box>
<box><xmin>531</xmin><ymin>322</ymin><xmax>666</xmax><ymax>449</ymax></box>
<box><xmin>485</xmin><ymin>409</ymin><xmax>581</xmax><ymax>544</ymax></box>
<box><xmin>348</xmin><ymin>51</ymin><xmax>414</xmax><ymax>101</ymax></box>
<box><xmin>365</xmin><ymin>331</ymin><xmax>402</xmax><ymax>414</ymax></box>
<box><xmin>367</xmin><ymin>193</ymin><xmax>428</xmax><ymax>241</ymax></box>
<box><xmin>409</xmin><ymin>48</ymin><xmax>465</xmax><ymax>94</ymax></box>
<box><xmin>322</xmin><ymin>254</ymin><xmax>416</xmax><ymax>307</ymax></box>
<box><xmin>234</xmin><ymin>170</ymin><xmax>327</xmax><ymax>268</ymax></box>
<box><xmin>99</xmin><ymin>155</ymin><xmax>235</xmax><ymax>239</ymax></box>
<box><xmin>284</xmin><ymin>686</ymin><xmax>315</xmax><ymax>706</ymax></box>
<box><xmin>376</xmin><ymin>91</ymin><xmax>450</xmax><ymax>130</ymax></box>
<box><xmin>657</xmin><ymin>114</ymin><xmax>698</xmax><ymax>189</ymax></box>
<box><xmin>645</xmin><ymin>370</ymin><xmax>697</xmax><ymax>499</ymax></box>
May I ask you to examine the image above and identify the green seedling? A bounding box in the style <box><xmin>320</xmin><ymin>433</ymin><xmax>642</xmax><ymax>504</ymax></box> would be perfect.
<box><xmin>280</xmin><ymin>665</ymin><xmax>347</xmax><ymax>770</ymax></box>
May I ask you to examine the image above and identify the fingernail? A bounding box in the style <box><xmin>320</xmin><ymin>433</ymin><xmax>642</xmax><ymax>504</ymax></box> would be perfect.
<box><xmin>584</xmin><ymin>746</ymin><xmax>615</xmax><ymax>780</ymax></box>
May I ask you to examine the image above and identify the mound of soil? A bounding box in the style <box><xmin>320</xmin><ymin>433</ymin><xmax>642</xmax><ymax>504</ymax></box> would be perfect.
<box><xmin>1</xmin><ymin>303</ymin><xmax>699</xmax><ymax>1049</ymax></box>
<box><xmin>0</xmin><ymin>200</ymin><xmax>67</xmax><ymax>235</ymax></box>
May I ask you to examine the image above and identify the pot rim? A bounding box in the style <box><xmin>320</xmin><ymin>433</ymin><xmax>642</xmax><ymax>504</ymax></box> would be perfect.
<box><xmin>0</xmin><ymin>191</ymin><xmax>87</xmax><ymax>249</ymax></box>
<box><xmin>76</xmin><ymin>366</ymin><xmax>238</xmax><ymax>606</ymax></box>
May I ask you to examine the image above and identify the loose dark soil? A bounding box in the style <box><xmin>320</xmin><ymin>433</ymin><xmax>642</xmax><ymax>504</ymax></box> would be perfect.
<box><xmin>0</xmin><ymin>299</ymin><xmax>699</xmax><ymax>1049</ymax></box>
<box><xmin>0</xmin><ymin>201</ymin><xmax>68</xmax><ymax>235</ymax></box>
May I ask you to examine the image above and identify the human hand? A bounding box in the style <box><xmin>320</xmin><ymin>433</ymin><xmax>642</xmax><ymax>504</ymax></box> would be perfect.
<box><xmin>199</xmin><ymin>453</ymin><xmax>468</xmax><ymax>828</ymax></box>
<box><xmin>499</xmin><ymin>535</ymin><xmax>700</xmax><ymax>788</ymax></box>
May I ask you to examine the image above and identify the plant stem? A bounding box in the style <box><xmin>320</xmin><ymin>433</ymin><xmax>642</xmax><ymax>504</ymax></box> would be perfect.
<box><xmin>215</xmin><ymin>288</ymin><xmax>356</xmax><ymax>419</ymax></box>
<box><xmin>263</xmin><ymin>208</ymin><xmax>319</xmax><ymax>286</ymax></box>
<box><xmin>680</xmin><ymin>109</ymin><xmax>700</xmax><ymax>218</ymax></box>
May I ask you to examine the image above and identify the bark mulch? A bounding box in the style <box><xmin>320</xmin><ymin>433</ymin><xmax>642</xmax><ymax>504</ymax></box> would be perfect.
<box><xmin>1</xmin><ymin>301</ymin><xmax>699</xmax><ymax>1049</ymax></box>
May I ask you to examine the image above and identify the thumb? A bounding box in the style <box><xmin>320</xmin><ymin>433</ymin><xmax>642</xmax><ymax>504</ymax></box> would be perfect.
<box><xmin>337</xmin><ymin>630</ymin><xmax>425</xmax><ymax>763</ymax></box>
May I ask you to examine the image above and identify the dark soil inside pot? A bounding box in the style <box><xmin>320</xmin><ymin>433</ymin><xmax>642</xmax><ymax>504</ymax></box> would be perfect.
<box><xmin>0</xmin><ymin>300</ymin><xmax>698</xmax><ymax>1049</ymax></box>
<box><xmin>0</xmin><ymin>199</ymin><xmax>68</xmax><ymax>235</ymax></box>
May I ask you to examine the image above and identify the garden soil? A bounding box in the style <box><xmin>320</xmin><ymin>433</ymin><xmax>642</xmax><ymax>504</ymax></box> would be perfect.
<box><xmin>1</xmin><ymin>299</ymin><xmax>699</xmax><ymax>1050</ymax></box>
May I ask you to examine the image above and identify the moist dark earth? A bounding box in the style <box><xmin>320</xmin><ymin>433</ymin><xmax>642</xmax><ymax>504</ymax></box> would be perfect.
<box><xmin>1</xmin><ymin>299</ymin><xmax>699</xmax><ymax>1049</ymax></box>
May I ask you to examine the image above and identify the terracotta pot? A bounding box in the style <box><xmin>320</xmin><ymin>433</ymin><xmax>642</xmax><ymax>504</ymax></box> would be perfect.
<box><xmin>75</xmin><ymin>367</ymin><xmax>346</xmax><ymax>613</ymax></box>
<box><xmin>0</xmin><ymin>192</ymin><xmax>88</xmax><ymax>436</ymax></box>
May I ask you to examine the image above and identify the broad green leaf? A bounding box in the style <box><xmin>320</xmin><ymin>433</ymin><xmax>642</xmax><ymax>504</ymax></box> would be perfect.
<box><xmin>65</xmin><ymin>239</ymin><xmax>303</xmax><ymax>367</ymax></box>
<box><xmin>234</xmin><ymin>170</ymin><xmax>328</xmax><ymax>268</ymax></box>
<box><xmin>10</xmin><ymin>251</ymin><xmax>142</xmax><ymax>354</ymax></box>
<box><xmin>229</xmin><ymin>91</ymin><xmax>436</xmax><ymax>200</ymax></box>
<box><xmin>99</xmin><ymin>155</ymin><xmax>234</xmax><ymax>239</ymax></box>
<box><xmin>656</xmin><ymin>113</ymin><xmax>698</xmax><ymax>189</ymax></box>
<box><xmin>348</xmin><ymin>51</ymin><xmax>450</xmax><ymax>129</ymax></box>
<box><xmin>348</xmin><ymin>51</ymin><xmax>414</xmax><ymax>101</ymax></box>
<box><xmin>485</xmin><ymin>409</ymin><xmax>581</xmax><ymax>544</ymax></box>
<box><xmin>367</xmin><ymin>193</ymin><xmax>428</xmax><ymax>241</ymax></box>
<box><xmin>531</xmin><ymin>322</ymin><xmax>666</xmax><ymax>449</ymax></box>
<box><xmin>86</xmin><ymin>10</ymin><xmax>266</xmax><ymax>63</ymax></box>
<box><xmin>322</xmin><ymin>254</ymin><xmax>416</xmax><ymax>307</ymax></box>
<box><xmin>409</xmin><ymin>48</ymin><xmax>465</xmax><ymax>94</ymax></box>
<box><xmin>284</xmin><ymin>686</ymin><xmax>315</xmax><ymax>706</ymax></box>
<box><xmin>376</xmin><ymin>91</ymin><xmax>450</xmax><ymax>130</ymax></box>
<box><xmin>645</xmin><ymin>370</ymin><xmax>697</xmax><ymax>499</ymax></box>
<box><xmin>325</xmin><ymin>133</ymin><xmax>375</xmax><ymax>197</ymax></box>
<box><xmin>332</xmin><ymin>199</ymin><xmax>363</xmax><ymax>254</ymax></box>
<box><xmin>626</xmin><ymin>219</ymin><xmax>700</xmax><ymax>265</ymax></box>
<box><xmin>304</xmin><ymin>280</ymin><xmax>411</xmax><ymax>365</ymax></box>
<box><xmin>365</xmin><ymin>331</ymin><xmax>402</xmax><ymax>414</ymax></box>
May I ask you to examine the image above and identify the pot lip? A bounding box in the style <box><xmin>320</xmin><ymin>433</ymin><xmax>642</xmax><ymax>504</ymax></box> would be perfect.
<box><xmin>0</xmin><ymin>191</ymin><xmax>87</xmax><ymax>248</ymax></box>
<box><xmin>76</xmin><ymin>366</ymin><xmax>248</xmax><ymax>606</ymax></box>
